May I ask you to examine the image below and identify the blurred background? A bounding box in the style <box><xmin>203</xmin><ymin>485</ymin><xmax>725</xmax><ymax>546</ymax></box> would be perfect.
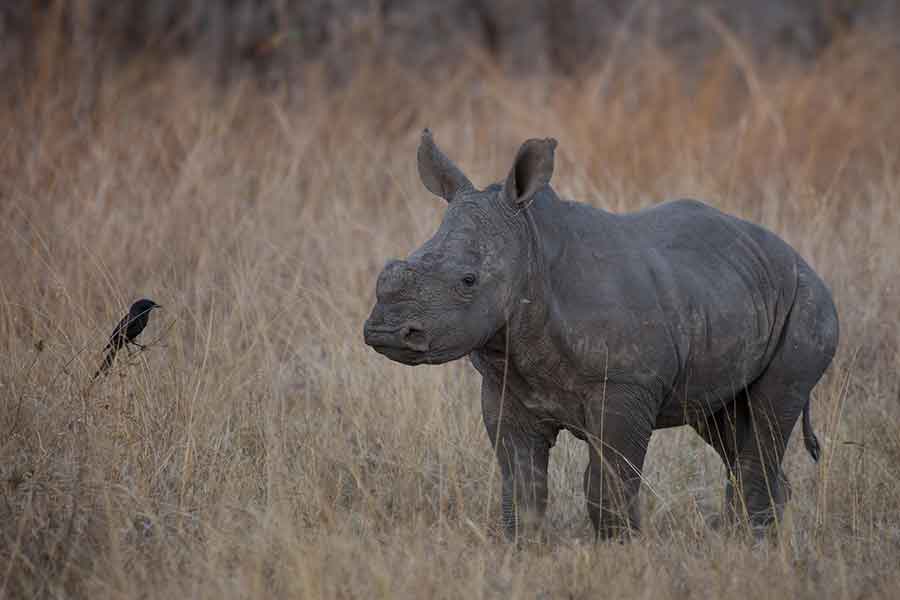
<box><xmin>2</xmin><ymin>1</ymin><xmax>899</xmax><ymax>89</ymax></box>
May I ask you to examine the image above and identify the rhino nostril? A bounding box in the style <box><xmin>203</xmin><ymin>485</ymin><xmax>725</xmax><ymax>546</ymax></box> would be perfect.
<box><xmin>402</xmin><ymin>325</ymin><xmax>428</xmax><ymax>350</ymax></box>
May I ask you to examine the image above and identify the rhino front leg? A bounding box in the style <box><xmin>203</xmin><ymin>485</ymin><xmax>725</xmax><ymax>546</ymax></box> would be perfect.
<box><xmin>583</xmin><ymin>386</ymin><xmax>654</xmax><ymax>540</ymax></box>
<box><xmin>481</xmin><ymin>377</ymin><xmax>554</xmax><ymax>542</ymax></box>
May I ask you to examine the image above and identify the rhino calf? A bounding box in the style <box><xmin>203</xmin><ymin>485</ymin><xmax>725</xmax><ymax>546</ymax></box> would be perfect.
<box><xmin>364</xmin><ymin>130</ymin><xmax>839</xmax><ymax>540</ymax></box>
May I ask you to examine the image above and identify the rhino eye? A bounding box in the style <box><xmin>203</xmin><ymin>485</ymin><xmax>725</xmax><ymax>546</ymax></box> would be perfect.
<box><xmin>461</xmin><ymin>274</ymin><xmax>477</xmax><ymax>287</ymax></box>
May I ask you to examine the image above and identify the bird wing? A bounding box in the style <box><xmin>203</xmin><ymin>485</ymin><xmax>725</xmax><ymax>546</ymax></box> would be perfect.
<box><xmin>106</xmin><ymin>313</ymin><xmax>130</xmax><ymax>349</ymax></box>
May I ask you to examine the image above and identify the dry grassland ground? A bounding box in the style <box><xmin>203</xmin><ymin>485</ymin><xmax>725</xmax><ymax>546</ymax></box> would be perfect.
<box><xmin>1</xmin><ymin>34</ymin><xmax>900</xmax><ymax>599</ymax></box>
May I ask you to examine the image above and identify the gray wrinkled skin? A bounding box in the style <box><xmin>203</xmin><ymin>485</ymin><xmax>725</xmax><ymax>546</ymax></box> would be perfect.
<box><xmin>364</xmin><ymin>130</ymin><xmax>839</xmax><ymax>541</ymax></box>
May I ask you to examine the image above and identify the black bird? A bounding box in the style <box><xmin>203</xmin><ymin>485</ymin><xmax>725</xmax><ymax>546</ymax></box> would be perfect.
<box><xmin>93</xmin><ymin>298</ymin><xmax>161</xmax><ymax>379</ymax></box>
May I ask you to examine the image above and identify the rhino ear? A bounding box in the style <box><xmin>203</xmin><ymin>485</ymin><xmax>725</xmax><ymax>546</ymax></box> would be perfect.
<box><xmin>503</xmin><ymin>138</ymin><xmax>557</xmax><ymax>208</ymax></box>
<box><xmin>417</xmin><ymin>129</ymin><xmax>474</xmax><ymax>202</ymax></box>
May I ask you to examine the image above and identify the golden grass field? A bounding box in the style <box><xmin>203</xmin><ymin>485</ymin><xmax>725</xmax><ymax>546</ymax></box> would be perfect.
<box><xmin>2</xmin><ymin>32</ymin><xmax>900</xmax><ymax>599</ymax></box>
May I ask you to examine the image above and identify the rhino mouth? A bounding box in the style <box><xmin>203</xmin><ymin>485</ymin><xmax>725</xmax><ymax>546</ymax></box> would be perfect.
<box><xmin>372</xmin><ymin>344</ymin><xmax>473</xmax><ymax>366</ymax></box>
<box><xmin>370</xmin><ymin>344</ymin><xmax>429</xmax><ymax>365</ymax></box>
<box><xmin>364</xmin><ymin>320</ymin><xmax>432</xmax><ymax>365</ymax></box>
<box><xmin>364</xmin><ymin>319</ymin><xmax>474</xmax><ymax>366</ymax></box>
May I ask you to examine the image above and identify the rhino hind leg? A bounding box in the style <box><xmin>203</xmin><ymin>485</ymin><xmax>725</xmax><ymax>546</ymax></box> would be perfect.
<box><xmin>690</xmin><ymin>398</ymin><xmax>747</xmax><ymax>527</ymax></box>
<box><xmin>693</xmin><ymin>374</ymin><xmax>810</xmax><ymax>534</ymax></box>
<box><xmin>730</xmin><ymin>379</ymin><xmax>804</xmax><ymax>533</ymax></box>
<box><xmin>704</xmin><ymin>266</ymin><xmax>838</xmax><ymax>535</ymax></box>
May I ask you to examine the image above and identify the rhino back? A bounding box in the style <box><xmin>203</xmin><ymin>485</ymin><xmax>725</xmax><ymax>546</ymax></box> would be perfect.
<box><xmin>534</xmin><ymin>197</ymin><xmax>801</xmax><ymax>421</ymax></box>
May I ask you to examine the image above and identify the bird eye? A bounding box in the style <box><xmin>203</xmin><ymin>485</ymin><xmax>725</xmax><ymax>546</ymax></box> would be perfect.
<box><xmin>462</xmin><ymin>274</ymin><xmax>477</xmax><ymax>287</ymax></box>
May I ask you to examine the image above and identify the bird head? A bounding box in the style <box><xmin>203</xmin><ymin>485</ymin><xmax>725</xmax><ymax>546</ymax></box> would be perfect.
<box><xmin>130</xmin><ymin>298</ymin><xmax>161</xmax><ymax>316</ymax></box>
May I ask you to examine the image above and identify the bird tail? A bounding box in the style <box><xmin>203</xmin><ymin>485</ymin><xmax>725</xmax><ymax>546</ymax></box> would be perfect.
<box><xmin>802</xmin><ymin>398</ymin><xmax>821</xmax><ymax>463</ymax></box>
<box><xmin>92</xmin><ymin>346</ymin><xmax>118</xmax><ymax>380</ymax></box>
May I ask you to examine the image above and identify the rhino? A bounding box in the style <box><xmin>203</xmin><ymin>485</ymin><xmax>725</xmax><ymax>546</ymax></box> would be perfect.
<box><xmin>363</xmin><ymin>130</ymin><xmax>839</xmax><ymax>540</ymax></box>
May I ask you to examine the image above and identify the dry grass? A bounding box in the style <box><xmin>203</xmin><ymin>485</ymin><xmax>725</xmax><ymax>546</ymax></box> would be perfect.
<box><xmin>2</xmin><ymin>30</ymin><xmax>900</xmax><ymax>599</ymax></box>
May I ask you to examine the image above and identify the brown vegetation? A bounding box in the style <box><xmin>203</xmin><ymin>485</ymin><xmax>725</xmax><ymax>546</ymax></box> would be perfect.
<box><xmin>1</xmin><ymin>21</ymin><xmax>899</xmax><ymax>600</ymax></box>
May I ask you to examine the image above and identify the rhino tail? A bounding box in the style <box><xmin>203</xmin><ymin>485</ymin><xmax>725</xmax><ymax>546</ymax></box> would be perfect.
<box><xmin>802</xmin><ymin>399</ymin><xmax>821</xmax><ymax>463</ymax></box>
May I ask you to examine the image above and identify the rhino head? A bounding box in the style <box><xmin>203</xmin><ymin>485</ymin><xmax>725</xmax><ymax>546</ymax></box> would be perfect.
<box><xmin>364</xmin><ymin>130</ymin><xmax>557</xmax><ymax>365</ymax></box>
